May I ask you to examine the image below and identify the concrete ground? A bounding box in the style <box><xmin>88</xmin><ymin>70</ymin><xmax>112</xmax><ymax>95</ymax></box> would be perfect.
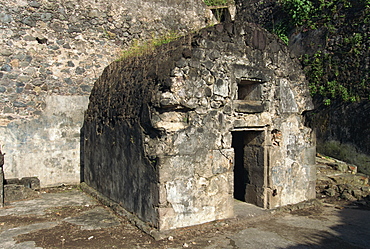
<box><xmin>0</xmin><ymin>186</ymin><xmax>369</xmax><ymax>248</ymax></box>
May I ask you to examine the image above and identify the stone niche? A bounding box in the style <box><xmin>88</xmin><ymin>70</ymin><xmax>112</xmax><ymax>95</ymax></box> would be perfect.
<box><xmin>83</xmin><ymin>21</ymin><xmax>316</xmax><ymax>231</ymax></box>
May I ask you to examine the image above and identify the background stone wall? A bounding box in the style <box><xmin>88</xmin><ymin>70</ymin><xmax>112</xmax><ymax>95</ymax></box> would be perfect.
<box><xmin>0</xmin><ymin>0</ymin><xmax>208</xmax><ymax>186</ymax></box>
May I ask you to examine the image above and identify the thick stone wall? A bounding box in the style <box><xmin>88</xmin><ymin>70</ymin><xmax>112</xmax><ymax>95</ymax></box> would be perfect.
<box><xmin>84</xmin><ymin>21</ymin><xmax>315</xmax><ymax>230</ymax></box>
<box><xmin>83</xmin><ymin>44</ymin><xmax>186</xmax><ymax>224</ymax></box>
<box><xmin>0</xmin><ymin>0</ymin><xmax>208</xmax><ymax>186</ymax></box>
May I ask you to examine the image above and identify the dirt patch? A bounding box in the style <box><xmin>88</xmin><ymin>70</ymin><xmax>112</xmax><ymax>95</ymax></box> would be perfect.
<box><xmin>15</xmin><ymin>220</ymin><xmax>230</xmax><ymax>249</ymax></box>
<box><xmin>16</xmin><ymin>221</ymin><xmax>157</xmax><ymax>249</ymax></box>
<box><xmin>5</xmin><ymin>183</ymin><xmax>367</xmax><ymax>248</ymax></box>
<box><xmin>4</xmin><ymin>200</ymin><xmax>365</xmax><ymax>248</ymax></box>
<box><xmin>290</xmin><ymin>205</ymin><xmax>324</xmax><ymax>217</ymax></box>
<box><xmin>14</xmin><ymin>214</ymin><xmax>241</xmax><ymax>248</ymax></box>
<box><xmin>4</xmin><ymin>185</ymin><xmax>233</xmax><ymax>248</ymax></box>
<box><xmin>41</xmin><ymin>185</ymin><xmax>80</xmax><ymax>194</ymax></box>
<box><xmin>0</xmin><ymin>215</ymin><xmax>48</xmax><ymax>230</ymax></box>
<box><xmin>0</xmin><ymin>205</ymin><xmax>97</xmax><ymax>229</ymax></box>
<box><xmin>44</xmin><ymin>205</ymin><xmax>98</xmax><ymax>219</ymax></box>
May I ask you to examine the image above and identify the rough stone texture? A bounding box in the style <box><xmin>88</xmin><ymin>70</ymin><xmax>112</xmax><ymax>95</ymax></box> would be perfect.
<box><xmin>6</xmin><ymin>176</ymin><xmax>40</xmax><ymax>189</ymax></box>
<box><xmin>0</xmin><ymin>0</ymin><xmax>209</xmax><ymax>187</ymax></box>
<box><xmin>0</xmin><ymin>0</ymin><xmax>207</xmax><ymax>117</ymax></box>
<box><xmin>84</xmin><ymin>21</ymin><xmax>315</xmax><ymax>231</ymax></box>
<box><xmin>4</xmin><ymin>184</ymin><xmax>40</xmax><ymax>202</ymax></box>
<box><xmin>316</xmin><ymin>154</ymin><xmax>370</xmax><ymax>204</ymax></box>
<box><xmin>0</xmin><ymin>146</ymin><xmax>4</xmax><ymax>207</ymax></box>
<box><xmin>234</xmin><ymin>0</ymin><xmax>280</xmax><ymax>30</ymax></box>
<box><xmin>3</xmin><ymin>176</ymin><xmax>40</xmax><ymax>202</ymax></box>
<box><xmin>0</xmin><ymin>167</ymin><xmax>3</xmax><ymax>208</ymax></box>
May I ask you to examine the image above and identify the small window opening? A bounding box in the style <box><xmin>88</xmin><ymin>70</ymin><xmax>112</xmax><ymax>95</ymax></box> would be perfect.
<box><xmin>237</xmin><ymin>80</ymin><xmax>261</xmax><ymax>101</ymax></box>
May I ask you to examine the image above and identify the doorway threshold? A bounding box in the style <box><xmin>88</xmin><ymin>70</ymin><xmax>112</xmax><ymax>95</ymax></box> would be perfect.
<box><xmin>234</xmin><ymin>199</ymin><xmax>267</xmax><ymax>219</ymax></box>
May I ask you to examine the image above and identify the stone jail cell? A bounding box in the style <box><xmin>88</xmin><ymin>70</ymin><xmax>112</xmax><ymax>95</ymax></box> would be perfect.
<box><xmin>83</xmin><ymin>20</ymin><xmax>316</xmax><ymax>231</ymax></box>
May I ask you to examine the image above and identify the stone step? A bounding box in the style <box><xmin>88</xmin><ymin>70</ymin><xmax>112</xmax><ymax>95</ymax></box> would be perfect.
<box><xmin>3</xmin><ymin>177</ymin><xmax>40</xmax><ymax>203</ymax></box>
<box><xmin>4</xmin><ymin>184</ymin><xmax>40</xmax><ymax>202</ymax></box>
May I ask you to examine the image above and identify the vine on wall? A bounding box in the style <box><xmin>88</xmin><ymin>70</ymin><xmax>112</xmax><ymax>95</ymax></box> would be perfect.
<box><xmin>276</xmin><ymin>0</ymin><xmax>369</xmax><ymax>104</ymax></box>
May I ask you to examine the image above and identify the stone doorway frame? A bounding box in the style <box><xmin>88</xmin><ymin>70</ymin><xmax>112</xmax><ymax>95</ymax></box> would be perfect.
<box><xmin>231</xmin><ymin>126</ymin><xmax>268</xmax><ymax>209</ymax></box>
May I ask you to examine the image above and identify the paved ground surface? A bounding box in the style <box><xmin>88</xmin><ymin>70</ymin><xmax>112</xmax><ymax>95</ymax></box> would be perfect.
<box><xmin>0</xmin><ymin>186</ymin><xmax>369</xmax><ymax>249</ymax></box>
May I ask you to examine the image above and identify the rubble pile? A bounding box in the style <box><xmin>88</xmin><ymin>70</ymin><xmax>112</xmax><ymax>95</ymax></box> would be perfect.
<box><xmin>316</xmin><ymin>154</ymin><xmax>370</xmax><ymax>207</ymax></box>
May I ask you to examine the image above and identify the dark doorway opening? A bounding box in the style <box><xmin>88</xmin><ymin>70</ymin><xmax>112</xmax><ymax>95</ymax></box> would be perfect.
<box><xmin>232</xmin><ymin>131</ymin><xmax>248</xmax><ymax>201</ymax></box>
<box><xmin>232</xmin><ymin>130</ymin><xmax>265</xmax><ymax>207</ymax></box>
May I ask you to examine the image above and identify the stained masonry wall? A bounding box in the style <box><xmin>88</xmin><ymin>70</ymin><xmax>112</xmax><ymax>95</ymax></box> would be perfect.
<box><xmin>84</xmin><ymin>21</ymin><xmax>316</xmax><ymax>230</ymax></box>
<box><xmin>0</xmin><ymin>0</ymin><xmax>208</xmax><ymax>186</ymax></box>
<box><xmin>151</xmin><ymin>23</ymin><xmax>316</xmax><ymax>230</ymax></box>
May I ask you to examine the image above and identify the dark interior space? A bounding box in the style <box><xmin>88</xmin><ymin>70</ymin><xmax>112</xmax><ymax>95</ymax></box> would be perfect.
<box><xmin>237</xmin><ymin>80</ymin><xmax>261</xmax><ymax>101</ymax></box>
<box><xmin>232</xmin><ymin>131</ymin><xmax>249</xmax><ymax>201</ymax></box>
<box><xmin>232</xmin><ymin>130</ymin><xmax>265</xmax><ymax>205</ymax></box>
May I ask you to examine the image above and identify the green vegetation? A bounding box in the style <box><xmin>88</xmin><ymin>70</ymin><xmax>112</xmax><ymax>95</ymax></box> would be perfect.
<box><xmin>302</xmin><ymin>47</ymin><xmax>366</xmax><ymax>105</ymax></box>
<box><xmin>272</xmin><ymin>21</ymin><xmax>289</xmax><ymax>45</ymax></box>
<box><xmin>279</xmin><ymin>0</ymin><xmax>314</xmax><ymax>26</ymax></box>
<box><xmin>273</xmin><ymin>0</ymin><xmax>370</xmax><ymax>104</ymax></box>
<box><xmin>204</xmin><ymin>0</ymin><xmax>228</xmax><ymax>6</ymax></box>
<box><xmin>279</xmin><ymin>0</ymin><xmax>370</xmax><ymax>29</ymax></box>
<box><xmin>119</xmin><ymin>32</ymin><xmax>181</xmax><ymax>60</ymax></box>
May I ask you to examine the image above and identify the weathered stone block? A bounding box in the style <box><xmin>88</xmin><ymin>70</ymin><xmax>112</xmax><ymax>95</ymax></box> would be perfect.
<box><xmin>280</xmin><ymin>78</ymin><xmax>298</xmax><ymax>113</ymax></box>
<box><xmin>212</xmin><ymin>149</ymin><xmax>233</xmax><ymax>174</ymax></box>
<box><xmin>324</xmin><ymin>188</ymin><xmax>336</xmax><ymax>197</ymax></box>
<box><xmin>235</xmin><ymin>101</ymin><xmax>264</xmax><ymax>113</ymax></box>
<box><xmin>4</xmin><ymin>184</ymin><xmax>40</xmax><ymax>202</ymax></box>
<box><xmin>341</xmin><ymin>191</ymin><xmax>357</xmax><ymax>201</ymax></box>
<box><xmin>158</xmin><ymin>155</ymin><xmax>196</xmax><ymax>183</ymax></box>
<box><xmin>153</xmin><ymin>111</ymin><xmax>188</xmax><ymax>132</ymax></box>
<box><xmin>214</xmin><ymin>78</ymin><xmax>229</xmax><ymax>97</ymax></box>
